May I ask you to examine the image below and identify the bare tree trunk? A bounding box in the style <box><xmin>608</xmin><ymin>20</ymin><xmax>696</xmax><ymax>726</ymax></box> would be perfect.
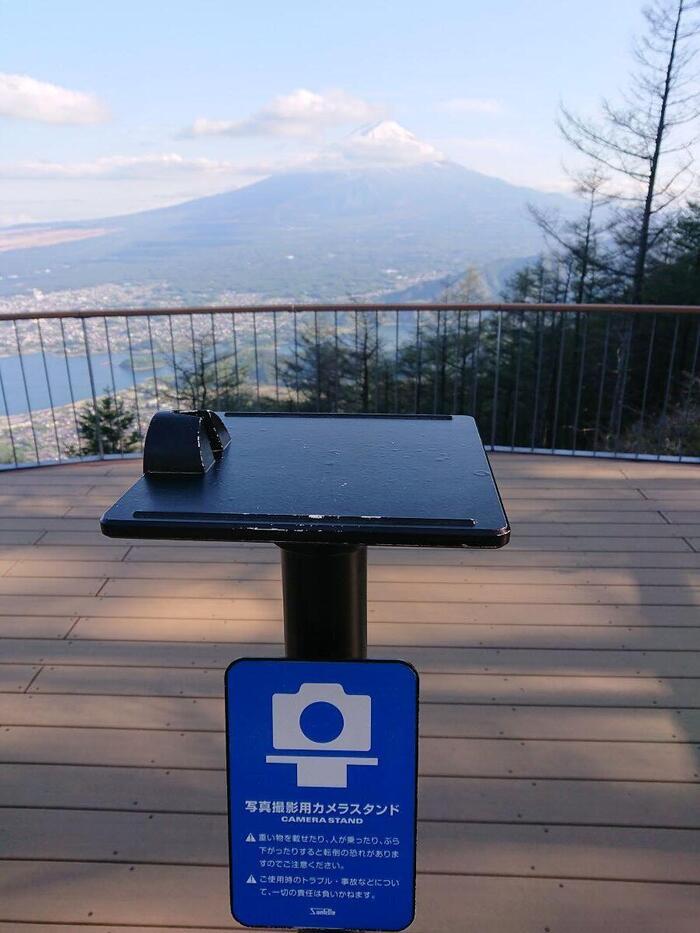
<box><xmin>632</xmin><ymin>0</ymin><xmax>685</xmax><ymax>301</ymax></box>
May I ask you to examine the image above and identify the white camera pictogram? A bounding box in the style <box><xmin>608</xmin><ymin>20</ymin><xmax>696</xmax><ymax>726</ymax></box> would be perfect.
<box><xmin>265</xmin><ymin>682</ymin><xmax>378</xmax><ymax>788</ymax></box>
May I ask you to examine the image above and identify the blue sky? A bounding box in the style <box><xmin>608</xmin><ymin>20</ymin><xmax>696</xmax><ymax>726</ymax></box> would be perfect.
<box><xmin>0</xmin><ymin>0</ymin><xmax>647</xmax><ymax>224</ymax></box>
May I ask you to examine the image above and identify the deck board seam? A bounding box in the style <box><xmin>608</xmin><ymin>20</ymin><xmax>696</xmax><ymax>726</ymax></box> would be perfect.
<box><xmin>0</xmin><ymin>858</ymin><xmax>698</xmax><ymax>887</ymax></box>
<box><xmin>0</xmin><ymin>760</ymin><xmax>697</xmax><ymax>783</ymax></box>
<box><xmin>0</xmin><ymin>864</ymin><xmax>699</xmax><ymax>887</ymax></box>
<box><xmin>4</xmin><ymin>646</ymin><xmax>698</xmax><ymax>664</ymax></box>
<box><xmin>2</xmin><ymin>723</ymin><xmax>699</xmax><ymax>744</ymax></box>
<box><xmin>6</xmin><ymin>598</ymin><xmax>700</xmax><ymax>607</ymax></box>
<box><xmin>0</xmin><ymin>696</ymin><xmax>700</xmax><ymax>708</ymax></box>
<box><xmin>10</xmin><ymin>642</ymin><xmax>700</xmax><ymax>654</ymax></box>
<box><xmin>5</xmin><ymin>619</ymin><xmax>700</xmax><ymax>629</ymax></box>
<box><xmin>21</xmin><ymin>668</ymin><xmax>43</xmax><ymax>694</ymax></box>
<box><xmin>9</xmin><ymin>698</ymin><xmax>700</xmax><ymax>709</ymax></box>
<box><xmin>8</xmin><ymin>663</ymin><xmax>700</xmax><ymax>679</ymax></box>
<box><xmin>2</xmin><ymin>806</ymin><xmax>699</xmax><ymax>831</ymax></box>
<box><xmin>12</xmin><ymin>577</ymin><xmax>700</xmax><ymax>589</ymax></box>
<box><xmin>0</xmin><ymin>923</ymin><xmax>237</xmax><ymax>931</ymax></box>
<box><xmin>5</xmin><ymin>696</ymin><xmax>700</xmax><ymax>709</ymax></box>
<box><xmin>2</xmin><ymin>767</ymin><xmax>697</xmax><ymax>787</ymax></box>
<box><xmin>62</xmin><ymin>619</ymin><xmax>81</xmax><ymax>639</ymax></box>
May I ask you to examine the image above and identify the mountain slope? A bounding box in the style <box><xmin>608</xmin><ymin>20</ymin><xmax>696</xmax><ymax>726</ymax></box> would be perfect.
<box><xmin>0</xmin><ymin>142</ymin><xmax>578</xmax><ymax>301</ymax></box>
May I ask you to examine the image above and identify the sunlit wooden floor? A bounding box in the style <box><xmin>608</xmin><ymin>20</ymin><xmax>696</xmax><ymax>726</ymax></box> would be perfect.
<box><xmin>0</xmin><ymin>452</ymin><xmax>699</xmax><ymax>932</ymax></box>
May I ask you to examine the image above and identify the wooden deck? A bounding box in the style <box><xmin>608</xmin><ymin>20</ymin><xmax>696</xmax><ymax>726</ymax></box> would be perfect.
<box><xmin>0</xmin><ymin>452</ymin><xmax>699</xmax><ymax>932</ymax></box>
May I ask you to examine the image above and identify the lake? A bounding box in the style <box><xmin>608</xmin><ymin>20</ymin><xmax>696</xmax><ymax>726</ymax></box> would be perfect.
<box><xmin>0</xmin><ymin>351</ymin><xmax>159</xmax><ymax>416</ymax></box>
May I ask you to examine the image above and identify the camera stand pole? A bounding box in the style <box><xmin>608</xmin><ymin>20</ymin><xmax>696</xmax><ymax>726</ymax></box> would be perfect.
<box><xmin>278</xmin><ymin>543</ymin><xmax>367</xmax><ymax>662</ymax></box>
<box><xmin>277</xmin><ymin>542</ymin><xmax>368</xmax><ymax>933</ymax></box>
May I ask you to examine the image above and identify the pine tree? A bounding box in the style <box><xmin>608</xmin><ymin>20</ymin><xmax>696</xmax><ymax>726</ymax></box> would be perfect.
<box><xmin>66</xmin><ymin>392</ymin><xmax>140</xmax><ymax>457</ymax></box>
<box><xmin>644</xmin><ymin>200</ymin><xmax>700</xmax><ymax>301</ymax></box>
<box><xmin>162</xmin><ymin>336</ymin><xmax>247</xmax><ymax>410</ymax></box>
<box><xmin>527</xmin><ymin>171</ymin><xmax>617</xmax><ymax>303</ymax></box>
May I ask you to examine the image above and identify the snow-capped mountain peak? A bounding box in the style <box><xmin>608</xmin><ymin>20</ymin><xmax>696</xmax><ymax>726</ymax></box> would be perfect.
<box><xmin>339</xmin><ymin>120</ymin><xmax>445</xmax><ymax>166</ymax></box>
<box><xmin>356</xmin><ymin>119</ymin><xmax>421</xmax><ymax>142</ymax></box>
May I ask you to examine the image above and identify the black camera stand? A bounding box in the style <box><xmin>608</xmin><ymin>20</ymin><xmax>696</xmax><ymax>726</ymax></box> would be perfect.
<box><xmin>102</xmin><ymin>411</ymin><xmax>509</xmax><ymax>665</ymax></box>
<box><xmin>101</xmin><ymin>411</ymin><xmax>509</xmax><ymax>931</ymax></box>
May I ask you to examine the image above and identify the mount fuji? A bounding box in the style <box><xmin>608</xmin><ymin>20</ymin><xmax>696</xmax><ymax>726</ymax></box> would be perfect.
<box><xmin>0</xmin><ymin>122</ymin><xmax>578</xmax><ymax>302</ymax></box>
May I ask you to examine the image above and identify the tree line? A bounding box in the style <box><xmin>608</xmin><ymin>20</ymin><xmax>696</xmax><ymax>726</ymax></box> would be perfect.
<box><xmin>69</xmin><ymin>302</ymin><xmax>699</xmax><ymax>459</ymax></box>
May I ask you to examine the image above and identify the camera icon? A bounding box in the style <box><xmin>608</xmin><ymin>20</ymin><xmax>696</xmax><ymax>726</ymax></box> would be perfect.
<box><xmin>266</xmin><ymin>683</ymin><xmax>378</xmax><ymax>788</ymax></box>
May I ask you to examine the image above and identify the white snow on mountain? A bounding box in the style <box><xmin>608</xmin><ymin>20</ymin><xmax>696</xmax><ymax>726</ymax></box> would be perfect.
<box><xmin>314</xmin><ymin>120</ymin><xmax>446</xmax><ymax>170</ymax></box>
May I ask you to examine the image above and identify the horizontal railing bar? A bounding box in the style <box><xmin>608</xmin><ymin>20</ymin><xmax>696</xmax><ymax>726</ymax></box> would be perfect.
<box><xmin>0</xmin><ymin>451</ymin><xmax>141</xmax><ymax>472</ymax></box>
<box><xmin>489</xmin><ymin>445</ymin><xmax>700</xmax><ymax>464</ymax></box>
<box><xmin>0</xmin><ymin>303</ymin><xmax>698</xmax><ymax>322</ymax></box>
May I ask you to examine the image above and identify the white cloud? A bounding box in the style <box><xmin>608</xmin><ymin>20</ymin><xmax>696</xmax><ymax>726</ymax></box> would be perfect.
<box><xmin>0</xmin><ymin>122</ymin><xmax>445</xmax><ymax>187</ymax></box>
<box><xmin>182</xmin><ymin>88</ymin><xmax>383</xmax><ymax>138</ymax></box>
<box><xmin>329</xmin><ymin>120</ymin><xmax>444</xmax><ymax>167</ymax></box>
<box><xmin>0</xmin><ymin>72</ymin><xmax>108</xmax><ymax>124</ymax></box>
<box><xmin>0</xmin><ymin>210</ymin><xmax>36</xmax><ymax>227</ymax></box>
<box><xmin>0</xmin><ymin>153</ymin><xmax>247</xmax><ymax>180</ymax></box>
<box><xmin>439</xmin><ymin>97</ymin><xmax>503</xmax><ymax>115</ymax></box>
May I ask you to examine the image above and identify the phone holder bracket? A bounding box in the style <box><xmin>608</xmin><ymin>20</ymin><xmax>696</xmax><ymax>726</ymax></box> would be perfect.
<box><xmin>143</xmin><ymin>409</ymin><xmax>231</xmax><ymax>475</ymax></box>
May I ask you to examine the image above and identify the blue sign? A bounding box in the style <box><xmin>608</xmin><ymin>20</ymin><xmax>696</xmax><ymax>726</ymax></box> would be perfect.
<box><xmin>225</xmin><ymin>658</ymin><xmax>418</xmax><ymax>931</ymax></box>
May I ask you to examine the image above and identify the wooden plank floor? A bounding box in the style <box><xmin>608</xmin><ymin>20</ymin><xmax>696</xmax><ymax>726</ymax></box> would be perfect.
<box><xmin>0</xmin><ymin>452</ymin><xmax>699</xmax><ymax>932</ymax></box>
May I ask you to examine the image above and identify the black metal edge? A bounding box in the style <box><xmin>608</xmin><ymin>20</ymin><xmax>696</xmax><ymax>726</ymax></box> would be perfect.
<box><xmin>484</xmin><ymin>449</ymin><xmax>510</xmax><ymax>536</ymax></box>
<box><xmin>223</xmin><ymin>412</ymin><xmax>454</xmax><ymax>421</ymax></box>
<box><xmin>100</xmin><ymin>514</ymin><xmax>511</xmax><ymax>549</ymax></box>
<box><xmin>223</xmin><ymin>657</ymin><xmax>419</xmax><ymax>932</ymax></box>
<box><xmin>134</xmin><ymin>511</ymin><xmax>477</xmax><ymax>528</ymax></box>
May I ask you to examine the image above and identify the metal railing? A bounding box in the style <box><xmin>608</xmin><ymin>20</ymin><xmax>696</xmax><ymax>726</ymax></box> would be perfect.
<box><xmin>0</xmin><ymin>303</ymin><xmax>698</xmax><ymax>468</ymax></box>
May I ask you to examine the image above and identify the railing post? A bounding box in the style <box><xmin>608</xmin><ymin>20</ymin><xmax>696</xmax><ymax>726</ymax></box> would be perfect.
<box><xmin>0</xmin><ymin>354</ymin><xmax>18</xmax><ymax>466</ymax></box>
<box><xmin>81</xmin><ymin>317</ymin><xmax>104</xmax><ymax>459</ymax></box>
<box><xmin>12</xmin><ymin>319</ymin><xmax>40</xmax><ymax>463</ymax></box>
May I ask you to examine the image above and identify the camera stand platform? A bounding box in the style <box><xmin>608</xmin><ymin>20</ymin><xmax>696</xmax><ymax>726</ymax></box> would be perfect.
<box><xmin>101</xmin><ymin>411</ymin><xmax>509</xmax><ymax>659</ymax></box>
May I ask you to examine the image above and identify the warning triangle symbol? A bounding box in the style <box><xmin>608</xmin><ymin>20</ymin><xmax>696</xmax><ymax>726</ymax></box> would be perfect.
<box><xmin>245</xmin><ymin>833</ymin><xmax>256</xmax><ymax>843</ymax></box>
<box><xmin>246</xmin><ymin>875</ymin><xmax>257</xmax><ymax>885</ymax></box>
